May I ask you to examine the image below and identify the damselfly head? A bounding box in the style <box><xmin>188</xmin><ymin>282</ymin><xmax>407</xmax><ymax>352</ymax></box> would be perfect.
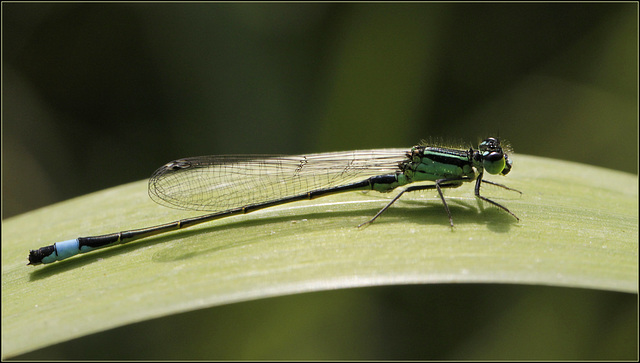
<box><xmin>479</xmin><ymin>137</ymin><xmax>509</xmax><ymax>175</ymax></box>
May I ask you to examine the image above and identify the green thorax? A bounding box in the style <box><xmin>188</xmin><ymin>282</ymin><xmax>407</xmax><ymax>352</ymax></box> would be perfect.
<box><xmin>398</xmin><ymin>145</ymin><xmax>476</xmax><ymax>185</ymax></box>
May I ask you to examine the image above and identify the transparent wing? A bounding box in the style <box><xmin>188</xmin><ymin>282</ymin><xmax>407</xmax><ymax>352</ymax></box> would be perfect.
<box><xmin>148</xmin><ymin>148</ymin><xmax>408</xmax><ymax>212</ymax></box>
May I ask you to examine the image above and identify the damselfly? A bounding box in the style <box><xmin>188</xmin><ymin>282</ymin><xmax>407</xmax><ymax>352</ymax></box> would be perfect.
<box><xmin>28</xmin><ymin>137</ymin><xmax>521</xmax><ymax>265</ymax></box>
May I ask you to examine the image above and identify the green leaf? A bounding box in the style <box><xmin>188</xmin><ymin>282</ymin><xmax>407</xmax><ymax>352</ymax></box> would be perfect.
<box><xmin>2</xmin><ymin>154</ymin><xmax>637</xmax><ymax>358</ymax></box>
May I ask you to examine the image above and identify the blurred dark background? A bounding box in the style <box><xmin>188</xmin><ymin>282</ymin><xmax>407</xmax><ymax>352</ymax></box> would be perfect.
<box><xmin>4</xmin><ymin>3</ymin><xmax>637</xmax><ymax>359</ymax></box>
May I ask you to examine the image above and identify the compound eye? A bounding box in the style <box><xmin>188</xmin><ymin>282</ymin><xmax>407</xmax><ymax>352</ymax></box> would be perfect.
<box><xmin>501</xmin><ymin>154</ymin><xmax>513</xmax><ymax>175</ymax></box>
<box><xmin>483</xmin><ymin>151</ymin><xmax>506</xmax><ymax>175</ymax></box>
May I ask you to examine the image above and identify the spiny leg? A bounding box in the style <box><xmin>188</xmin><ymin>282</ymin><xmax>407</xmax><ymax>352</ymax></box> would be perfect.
<box><xmin>475</xmin><ymin>174</ymin><xmax>520</xmax><ymax>221</ymax></box>
<box><xmin>434</xmin><ymin>179</ymin><xmax>461</xmax><ymax>227</ymax></box>
<box><xmin>357</xmin><ymin>187</ymin><xmax>409</xmax><ymax>228</ymax></box>
<box><xmin>358</xmin><ymin>178</ymin><xmax>467</xmax><ymax>228</ymax></box>
<box><xmin>481</xmin><ymin>179</ymin><xmax>522</xmax><ymax>195</ymax></box>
